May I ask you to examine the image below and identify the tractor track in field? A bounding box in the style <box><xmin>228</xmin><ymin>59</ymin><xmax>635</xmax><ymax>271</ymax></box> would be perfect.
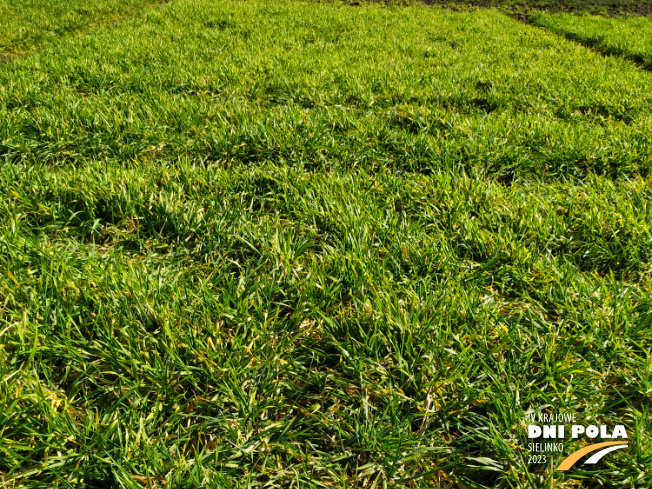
<box><xmin>407</xmin><ymin>0</ymin><xmax>652</xmax><ymax>17</ymax></box>
<box><xmin>532</xmin><ymin>27</ymin><xmax>652</xmax><ymax>73</ymax></box>
<box><xmin>367</xmin><ymin>0</ymin><xmax>652</xmax><ymax>75</ymax></box>
<box><xmin>508</xmin><ymin>14</ymin><xmax>652</xmax><ymax>74</ymax></box>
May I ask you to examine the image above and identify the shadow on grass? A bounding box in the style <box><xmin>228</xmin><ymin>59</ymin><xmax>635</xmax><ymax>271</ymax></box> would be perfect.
<box><xmin>536</xmin><ymin>28</ymin><xmax>652</xmax><ymax>72</ymax></box>
<box><xmin>364</xmin><ymin>0</ymin><xmax>652</xmax><ymax>17</ymax></box>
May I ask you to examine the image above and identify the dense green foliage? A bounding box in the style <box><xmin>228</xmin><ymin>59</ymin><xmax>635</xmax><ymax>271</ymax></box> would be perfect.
<box><xmin>0</xmin><ymin>0</ymin><xmax>162</xmax><ymax>57</ymax></box>
<box><xmin>2</xmin><ymin>3</ymin><xmax>652</xmax><ymax>178</ymax></box>
<box><xmin>531</xmin><ymin>11</ymin><xmax>652</xmax><ymax>69</ymax></box>
<box><xmin>1</xmin><ymin>1</ymin><xmax>651</xmax><ymax>488</ymax></box>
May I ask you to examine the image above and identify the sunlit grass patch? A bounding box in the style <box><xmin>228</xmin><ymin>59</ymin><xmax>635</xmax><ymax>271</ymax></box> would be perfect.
<box><xmin>1</xmin><ymin>1</ymin><xmax>652</xmax><ymax>487</ymax></box>
<box><xmin>0</xmin><ymin>0</ymin><xmax>164</xmax><ymax>57</ymax></box>
<box><xmin>531</xmin><ymin>11</ymin><xmax>652</xmax><ymax>70</ymax></box>
<box><xmin>2</xmin><ymin>158</ymin><xmax>651</xmax><ymax>487</ymax></box>
<box><xmin>2</xmin><ymin>2</ymin><xmax>652</xmax><ymax>178</ymax></box>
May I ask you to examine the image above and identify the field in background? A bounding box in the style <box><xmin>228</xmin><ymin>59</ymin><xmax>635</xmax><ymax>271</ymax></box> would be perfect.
<box><xmin>423</xmin><ymin>0</ymin><xmax>652</xmax><ymax>17</ymax></box>
<box><xmin>0</xmin><ymin>0</ymin><xmax>163</xmax><ymax>58</ymax></box>
<box><xmin>530</xmin><ymin>11</ymin><xmax>652</xmax><ymax>69</ymax></box>
<box><xmin>3</xmin><ymin>4</ymin><xmax>652</xmax><ymax>178</ymax></box>
<box><xmin>1</xmin><ymin>1</ymin><xmax>651</xmax><ymax>488</ymax></box>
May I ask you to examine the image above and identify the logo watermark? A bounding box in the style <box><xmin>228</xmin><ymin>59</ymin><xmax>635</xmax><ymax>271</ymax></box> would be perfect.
<box><xmin>525</xmin><ymin>410</ymin><xmax>628</xmax><ymax>471</ymax></box>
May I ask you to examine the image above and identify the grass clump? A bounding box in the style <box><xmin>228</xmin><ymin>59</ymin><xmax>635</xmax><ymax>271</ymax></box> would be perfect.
<box><xmin>1</xmin><ymin>0</ymin><xmax>651</xmax><ymax>488</ymax></box>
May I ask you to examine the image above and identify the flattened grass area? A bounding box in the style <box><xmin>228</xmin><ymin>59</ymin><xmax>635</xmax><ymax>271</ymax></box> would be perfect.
<box><xmin>0</xmin><ymin>0</ymin><xmax>163</xmax><ymax>57</ymax></box>
<box><xmin>530</xmin><ymin>11</ymin><xmax>652</xmax><ymax>69</ymax></box>
<box><xmin>1</xmin><ymin>1</ymin><xmax>651</xmax><ymax>488</ymax></box>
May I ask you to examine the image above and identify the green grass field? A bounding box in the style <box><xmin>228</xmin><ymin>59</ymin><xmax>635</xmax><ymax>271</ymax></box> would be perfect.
<box><xmin>426</xmin><ymin>0</ymin><xmax>652</xmax><ymax>17</ymax></box>
<box><xmin>530</xmin><ymin>11</ymin><xmax>652</xmax><ymax>69</ymax></box>
<box><xmin>0</xmin><ymin>0</ymin><xmax>163</xmax><ymax>58</ymax></box>
<box><xmin>1</xmin><ymin>1</ymin><xmax>651</xmax><ymax>488</ymax></box>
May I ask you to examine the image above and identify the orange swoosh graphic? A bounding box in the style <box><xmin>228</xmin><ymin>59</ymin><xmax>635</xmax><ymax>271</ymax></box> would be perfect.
<box><xmin>556</xmin><ymin>441</ymin><xmax>628</xmax><ymax>471</ymax></box>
